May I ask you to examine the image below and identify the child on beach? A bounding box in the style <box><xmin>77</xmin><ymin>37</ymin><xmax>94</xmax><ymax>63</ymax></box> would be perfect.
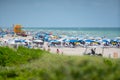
<box><xmin>56</xmin><ymin>48</ymin><xmax>60</xmax><ymax>54</ymax></box>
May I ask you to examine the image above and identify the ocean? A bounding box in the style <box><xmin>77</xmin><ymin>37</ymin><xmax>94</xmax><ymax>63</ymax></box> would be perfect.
<box><xmin>23</xmin><ymin>27</ymin><xmax>120</xmax><ymax>39</ymax></box>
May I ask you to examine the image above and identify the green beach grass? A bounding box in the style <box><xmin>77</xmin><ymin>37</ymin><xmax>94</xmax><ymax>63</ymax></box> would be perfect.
<box><xmin>0</xmin><ymin>46</ymin><xmax>120</xmax><ymax>80</ymax></box>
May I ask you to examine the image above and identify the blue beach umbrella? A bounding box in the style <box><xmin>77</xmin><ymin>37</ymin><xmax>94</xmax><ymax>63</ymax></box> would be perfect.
<box><xmin>69</xmin><ymin>39</ymin><xmax>78</xmax><ymax>43</ymax></box>
<box><xmin>85</xmin><ymin>39</ymin><xmax>94</xmax><ymax>43</ymax></box>
<box><xmin>78</xmin><ymin>40</ymin><xmax>84</xmax><ymax>42</ymax></box>
<box><xmin>110</xmin><ymin>39</ymin><xmax>117</xmax><ymax>42</ymax></box>
<box><xmin>102</xmin><ymin>39</ymin><xmax>111</xmax><ymax>43</ymax></box>
<box><xmin>20</xmin><ymin>39</ymin><xmax>25</xmax><ymax>42</ymax></box>
<box><xmin>15</xmin><ymin>40</ymin><xmax>21</xmax><ymax>42</ymax></box>
<box><xmin>102</xmin><ymin>40</ymin><xmax>108</xmax><ymax>42</ymax></box>
<box><xmin>15</xmin><ymin>39</ymin><xmax>25</xmax><ymax>43</ymax></box>
<box><xmin>117</xmin><ymin>40</ymin><xmax>120</xmax><ymax>43</ymax></box>
<box><xmin>78</xmin><ymin>40</ymin><xmax>85</xmax><ymax>43</ymax></box>
<box><xmin>50</xmin><ymin>40</ymin><xmax>60</xmax><ymax>43</ymax></box>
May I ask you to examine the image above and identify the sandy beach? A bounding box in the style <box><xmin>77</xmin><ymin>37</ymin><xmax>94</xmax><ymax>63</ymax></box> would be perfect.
<box><xmin>1</xmin><ymin>35</ymin><xmax>120</xmax><ymax>58</ymax></box>
<box><xmin>43</xmin><ymin>42</ymin><xmax>120</xmax><ymax>58</ymax></box>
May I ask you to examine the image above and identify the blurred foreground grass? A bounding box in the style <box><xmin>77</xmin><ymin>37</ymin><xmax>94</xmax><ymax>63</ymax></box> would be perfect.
<box><xmin>0</xmin><ymin>47</ymin><xmax>120</xmax><ymax>80</ymax></box>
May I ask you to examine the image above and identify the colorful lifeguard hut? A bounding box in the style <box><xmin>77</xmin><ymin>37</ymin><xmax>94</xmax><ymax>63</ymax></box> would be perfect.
<box><xmin>14</xmin><ymin>24</ymin><xmax>22</xmax><ymax>33</ymax></box>
<box><xmin>13</xmin><ymin>24</ymin><xmax>27</xmax><ymax>37</ymax></box>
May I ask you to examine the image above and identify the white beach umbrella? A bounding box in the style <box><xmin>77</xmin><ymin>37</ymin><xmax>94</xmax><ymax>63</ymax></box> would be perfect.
<box><xmin>25</xmin><ymin>40</ymin><xmax>31</xmax><ymax>43</ymax></box>
<box><xmin>9</xmin><ymin>41</ymin><xmax>16</xmax><ymax>45</ymax></box>
<box><xmin>33</xmin><ymin>39</ymin><xmax>43</xmax><ymax>43</ymax></box>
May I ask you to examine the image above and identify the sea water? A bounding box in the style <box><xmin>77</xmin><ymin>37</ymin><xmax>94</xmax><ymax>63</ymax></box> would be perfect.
<box><xmin>23</xmin><ymin>27</ymin><xmax>120</xmax><ymax>39</ymax></box>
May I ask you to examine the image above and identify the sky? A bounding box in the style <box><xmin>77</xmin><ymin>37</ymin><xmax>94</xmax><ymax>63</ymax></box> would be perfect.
<box><xmin>0</xmin><ymin>0</ymin><xmax>119</xmax><ymax>28</ymax></box>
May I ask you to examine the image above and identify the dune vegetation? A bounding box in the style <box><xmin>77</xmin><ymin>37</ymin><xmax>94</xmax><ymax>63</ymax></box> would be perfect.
<box><xmin>0</xmin><ymin>46</ymin><xmax>120</xmax><ymax>80</ymax></box>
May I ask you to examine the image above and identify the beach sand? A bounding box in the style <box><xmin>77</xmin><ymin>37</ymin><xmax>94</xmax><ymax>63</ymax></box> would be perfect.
<box><xmin>1</xmin><ymin>35</ymin><xmax>120</xmax><ymax>58</ymax></box>
<box><xmin>43</xmin><ymin>42</ymin><xmax>120</xmax><ymax>58</ymax></box>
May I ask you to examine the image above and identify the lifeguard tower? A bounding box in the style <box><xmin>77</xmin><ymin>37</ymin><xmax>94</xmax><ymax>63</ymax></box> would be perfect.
<box><xmin>14</xmin><ymin>24</ymin><xmax>22</xmax><ymax>33</ymax></box>
<box><xmin>13</xmin><ymin>24</ymin><xmax>27</xmax><ymax>37</ymax></box>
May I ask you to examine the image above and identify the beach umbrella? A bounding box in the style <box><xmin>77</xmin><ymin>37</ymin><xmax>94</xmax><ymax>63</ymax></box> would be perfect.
<box><xmin>117</xmin><ymin>40</ymin><xmax>120</xmax><ymax>42</ymax></box>
<box><xmin>102</xmin><ymin>40</ymin><xmax>108</xmax><ymax>43</ymax></box>
<box><xmin>69</xmin><ymin>39</ymin><xmax>78</xmax><ymax>43</ymax></box>
<box><xmin>15</xmin><ymin>39</ymin><xmax>22</xmax><ymax>43</ymax></box>
<box><xmin>78</xmin><ymin>40</ymin><xmax>85</xmax><ymax>44</ymax></box>
<box><xmin>44</xmin><ymin>35</ymin><xmax>50</xmax><ymax>41</ymax></box>
<box><xmin>102</xmin><ymin>39</ymin><xmax>110</xmax><ymax>43</ymax></box>
<box><xmin>9</xmin><ymin>41</ymin><xmax>16</xmax><ymax>45</ymax></box>
<box><xmin>85</xmin><ymin>39</ymin><xmax>94</xmax><ymax>43</ymax></box>
<box><xmin>103</xmin><ymin>38</ymin><xmax>110</xmax><ymax>41</ymax></box>
<box><xmin>102</xmin><ymin>39</ymin><xmax>110</xmax><ymax>45</ymax></box>
<box><xmin>78</xmin><ymin>40</ymin><xmax>84</xmax><ymax>42</ymax></box>
<box><xmin>20</xmin><ymin>39</ymin><xmax>25</xmax><ymax>42</ymax></box>
<box><xmin>50</xmin><ymin>40</ymin><xmax>60</xmax><ymax>43</ymax></box>
<box><xmin>25</xmin><ymin>40</ymin><xmax>31</xmax><ymax>43</ymax></box>
<box><xmin>63</xmin><ymin>39</ymin><xmax>70</xmax><ymax>42</ymax></box>
<box><xmin>110</xmin><ymin>39</ymin><xmax>117</xmax><ymax>42</ymax></box>
<box><xmin>33</xmin><ymin>39</ymin><xmax>43</xmax><ymax>43</ymax></box>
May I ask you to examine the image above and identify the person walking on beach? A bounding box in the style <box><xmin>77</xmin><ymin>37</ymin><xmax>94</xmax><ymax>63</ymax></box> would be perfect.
<box><xmin>91</xmin><ymin>48</ymin><xmax>96</xmax><ymax>55</ymax></box>
<box><xmin>48</xmin><ymin>45</ymin><xmax>51</xmax><ymax>52</ymax></box>
<box><xmin>56</xmin><ymin>48</ymin><xmax>60</xmax><ymax>54</ymax></box>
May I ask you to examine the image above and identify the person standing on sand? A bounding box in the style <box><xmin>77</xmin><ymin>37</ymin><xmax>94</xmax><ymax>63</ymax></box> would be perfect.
<box><xmin>56</xmin><ymin>48</ymin><xmax>60</xmax><ymax>54</ymax></box>
<box><xmin>91</xmin><ymin>48</ymin><xmax>96</xmax><ymax>55</ymax></box>
<box><xmin>48</xmin><ymin>45</ymin><xmax>51</xmax><ymax>52</ymax></box>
